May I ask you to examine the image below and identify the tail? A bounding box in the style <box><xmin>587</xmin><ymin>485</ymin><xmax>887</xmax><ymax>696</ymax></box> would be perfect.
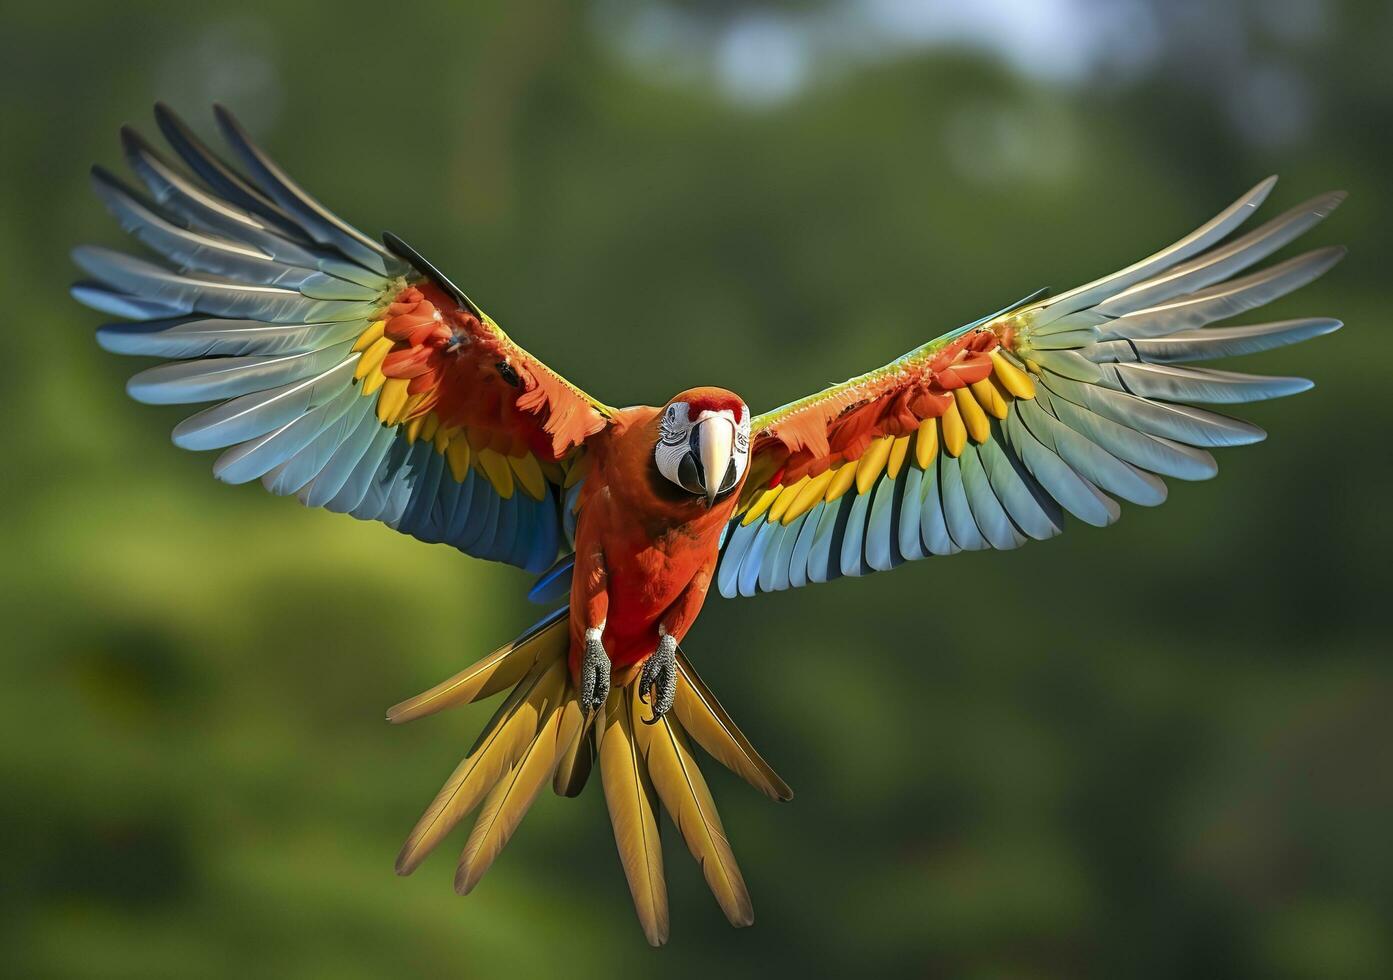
<box><xmin>387</xmin><ymin>609</ymin><xmax>793</xmax><ymax>947</ymax></box>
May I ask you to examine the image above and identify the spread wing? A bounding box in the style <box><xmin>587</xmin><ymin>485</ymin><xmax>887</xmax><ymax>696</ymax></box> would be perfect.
<box><xmin>716</xmin><ymin>178</ymin><xmax>1344</xmax><ymax>597</ymax></box>
<box><xmin>76</xmin><ymin>104</ymin><xmax>612</xmax><ymax>574</ymax></box>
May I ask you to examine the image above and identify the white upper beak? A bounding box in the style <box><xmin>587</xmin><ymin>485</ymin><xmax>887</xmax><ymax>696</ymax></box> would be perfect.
<box><xmin>696</xmin><ymin>413</ymin><xmax>734</xmax><ymax>506</ymax></box>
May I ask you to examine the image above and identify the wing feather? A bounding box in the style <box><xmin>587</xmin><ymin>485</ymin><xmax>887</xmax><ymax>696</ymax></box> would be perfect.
<box><xmin>720</xmin><ymin>180</ymin><xmax>1343</xmax><ymax>596</ymax></box>
<box><xmin>80</xmin><ymin>105</ymin><xmax>616</xmax><ymax>575</ymax></box>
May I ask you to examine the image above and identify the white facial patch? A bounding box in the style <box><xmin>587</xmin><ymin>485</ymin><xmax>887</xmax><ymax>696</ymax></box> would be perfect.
<box><xmin>654</xmin><ymin>401</ymin><xmax>750</xmax><ymax>499</ymax></box>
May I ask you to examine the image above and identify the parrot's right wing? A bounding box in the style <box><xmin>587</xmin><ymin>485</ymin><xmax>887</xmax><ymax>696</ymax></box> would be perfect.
<box><xmin>77</xmin><ymin>105</ymin><xmax>615</xmax><ymax>575</ymax></box>
<box><xmin>715</xmin><ymin>178</ymin><xmax>1345</xmax><ymax>598</ymax></box>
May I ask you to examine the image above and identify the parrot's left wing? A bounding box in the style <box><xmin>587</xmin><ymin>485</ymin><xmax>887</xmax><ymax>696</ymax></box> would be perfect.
<box><xmin>77</xmin><ymin>105</ymin><xmax>614</xmax><ymax>574</ymax></box>
<box><xmin>716</xmin><ymin>178</ymin><xmax>1344</xmax><ymax>597</ymax></box>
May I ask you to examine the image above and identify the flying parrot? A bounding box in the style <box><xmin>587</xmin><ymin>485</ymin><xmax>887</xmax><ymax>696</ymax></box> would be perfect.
<box><xmin>75</xmin><ymin>104</ymin><xmax>1345</xmax><ymax>946</ymax></box>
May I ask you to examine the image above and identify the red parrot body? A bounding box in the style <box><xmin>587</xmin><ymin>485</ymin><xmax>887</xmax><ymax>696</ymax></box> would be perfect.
<box><xmin>569</xmin><ymin>390</ymin><xmax>746</xmax><ymax>685</ymax></box>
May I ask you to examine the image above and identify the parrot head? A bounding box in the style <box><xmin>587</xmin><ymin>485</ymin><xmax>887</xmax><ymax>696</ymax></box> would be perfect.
<box><xmin>654</xmin><ymin>388</ymin><xmax>751</xmax><ymax>506</ymax></box>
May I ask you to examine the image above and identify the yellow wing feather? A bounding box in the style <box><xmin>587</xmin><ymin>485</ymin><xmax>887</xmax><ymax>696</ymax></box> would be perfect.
<box><xmin>940</xmin><ymin>399</ymin><xmax>967</xmax><ymax>457</ymax></box>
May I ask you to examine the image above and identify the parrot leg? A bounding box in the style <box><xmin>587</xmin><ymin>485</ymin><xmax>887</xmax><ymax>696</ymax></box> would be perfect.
<box><xmin>638</xmin><ymin>629</ymin><xmax>677</xmax><ymax>724</ymax></box>
<box><xmin>579</xmin><ymin>626</ymin><xmax>611</xmax><ymax>710</ymax></box>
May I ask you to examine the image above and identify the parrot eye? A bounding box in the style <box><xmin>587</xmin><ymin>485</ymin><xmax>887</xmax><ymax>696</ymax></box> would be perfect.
<box><xmin>659</xmin><ymin>404</ymin><xmax>688</xmax><ymax>445</ymax></box>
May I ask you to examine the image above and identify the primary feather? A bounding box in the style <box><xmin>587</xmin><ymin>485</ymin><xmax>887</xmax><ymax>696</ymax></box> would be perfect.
<box><xmin>80</xmin><ymin>105</ymin><xmax>612</xmax><ymax>575</ymax></box>
<box><xmin>719</xmin><ymin>177</ymin><xmax>1343</xmax><ymax>597</ymax></box>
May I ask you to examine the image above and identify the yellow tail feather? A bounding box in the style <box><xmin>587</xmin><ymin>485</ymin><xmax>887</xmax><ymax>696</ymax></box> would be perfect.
<box><xmin>386</xmin><ymin>609</ymin><xmax>567</xmax><ymax>724</ymax></box>
<box><xmin>633</xmin><ymin>686</ymin><xmax>753</xmax><ymax>928</ymax></box>
<box><xmin>599</xmin><ymin>690</ymin><xmax>669</xmax><ymax>946</ymax></box>
<box><xmin>673</xmin><ymin>649</ymin><xmax>793</xmax><ymax>802</ymax></box>
<box><xmin>455</xmin><ymin>682</ymin><xmax>580</xmax><ymax>894</ymax></box>
<box><xmin>395</xmin><ymin>655</ymin><xmax>560</xmax><ymax>875</ymax></box>
<box><xmin>388</xmin><ymin>615</ymin><xmax>793</xmax><ymax>944</ymax></box>
<box><xmin>552</xmin><ymin>705</ymin><xmax>598</xmax><ymax>798</ymax></box>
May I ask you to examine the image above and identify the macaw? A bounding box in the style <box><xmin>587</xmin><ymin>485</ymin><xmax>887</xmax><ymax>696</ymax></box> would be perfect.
<box><xmin>75</xmin><ymin>104</ymin><xmax>1345</xmax><ymax>946</ymax></box>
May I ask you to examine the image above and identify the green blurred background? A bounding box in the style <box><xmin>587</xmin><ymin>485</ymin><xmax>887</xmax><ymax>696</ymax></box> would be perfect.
<box><xmin>3</xmin><ymin>1</ymin><xmax>1390</xmax><ymax>976</ymax></box>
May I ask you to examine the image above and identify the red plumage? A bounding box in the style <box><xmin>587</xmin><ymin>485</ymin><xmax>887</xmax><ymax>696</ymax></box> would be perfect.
<box><xmin>379</xmin><ymin>283</ymin><xmax>608</xmax><ymax>461</ymax></box>
<box><xmin>567</xmin><ymin>387</ymin><xmax>746</xmax><ymax>684</ymax></box>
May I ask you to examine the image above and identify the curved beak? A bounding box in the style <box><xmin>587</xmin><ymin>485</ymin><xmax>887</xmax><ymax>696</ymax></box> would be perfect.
<box><xmin>696</xmin><ymin>414</ymin><xmax>734</xmax><ymax>506</ymax></box>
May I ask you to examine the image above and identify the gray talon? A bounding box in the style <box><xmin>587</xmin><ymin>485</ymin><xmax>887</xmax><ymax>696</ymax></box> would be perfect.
<box><xmin>640</xmin><ymin>632</ymin><xmax>678</xmax><ymax>724</ymax></box>
<box><xmin>581</xmin><ymin>629</ymin><xmax>610</xmax><ymax>710</ymax></box>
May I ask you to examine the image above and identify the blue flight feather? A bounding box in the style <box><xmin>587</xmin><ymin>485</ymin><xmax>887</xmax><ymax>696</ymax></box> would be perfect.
<box><xmin>937</xmin><ymin>454</ymin><xmax>989</xmax><ymax>552</ymax></box>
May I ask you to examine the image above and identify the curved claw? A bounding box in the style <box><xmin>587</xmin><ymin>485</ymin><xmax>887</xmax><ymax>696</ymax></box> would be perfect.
<box><xmin>638</xmin><ymin>657</ymin><xmax>655</xmax><ymax>704</ymax></box>
<box><xmin>640</xmin><ymin>632</ymin><xmax>678</xmax><ymax>724</ymax></box>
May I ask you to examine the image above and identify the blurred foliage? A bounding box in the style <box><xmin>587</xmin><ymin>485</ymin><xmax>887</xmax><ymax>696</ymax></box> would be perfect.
<box><xmin>2</xmin><ymin>0</ymin><xmax>1391</xmax><ymax>977</ymax></box>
